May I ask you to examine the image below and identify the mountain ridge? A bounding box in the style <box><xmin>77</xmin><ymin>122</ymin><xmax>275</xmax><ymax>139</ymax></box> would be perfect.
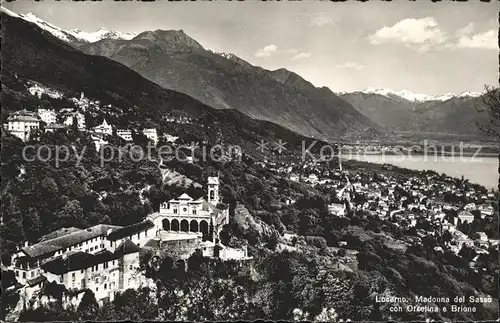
<box><xmin>1</xmin><ymin>8</ymin><xmax>138</xmax><ymax>44</ymax></box>
<box><xmin>76</xmin><ymin>30</ymin><xmax>380</xmax><ymax>141</ymax></box>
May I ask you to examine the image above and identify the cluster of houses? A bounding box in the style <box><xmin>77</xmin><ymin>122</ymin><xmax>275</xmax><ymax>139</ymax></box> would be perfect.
<box><xmin>3</xmin><ymin>109</ymin><xmax>159</xmax><ymax>149</ymax></box>
<box><xmin>258</xmin><ymin>156</ymin><xmax>498</xmax><ymax>264</ymax></box>
<box><xmin>162</xmin><ymin>115</ymin><xmax>193</xmax><ymax>124</ymax></box>
<box><xmin>8</xmin><ymin>177</ymin><xmax>251</xmax><ymax>308</ymax></box>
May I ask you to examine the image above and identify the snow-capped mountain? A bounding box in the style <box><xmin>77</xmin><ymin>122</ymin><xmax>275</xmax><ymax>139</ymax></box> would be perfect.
<box><xmin>69</xmin><ymin>28</ymin><xmax>137</xmax><ymax>43</ymax></box>
<box><xmin>338</xmin><ymin>88</ymin><xmax>483</xmax><ymax>102</ymax></box>
<box><xmin>337</xmin><ymin>87</ymin><xmax>488</xmax><ymax>136</ymax></box>
<box><xmin>0</xmin><ymin>7</ymin><xmax>137</xmax><ymax>43</ymax></box>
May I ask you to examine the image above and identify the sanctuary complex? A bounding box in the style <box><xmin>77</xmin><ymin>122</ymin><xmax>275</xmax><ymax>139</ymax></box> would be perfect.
<box><xmin>8</xmin><ymin>177</ymin><xmax>249</xmax><ymax>308</ymax></box>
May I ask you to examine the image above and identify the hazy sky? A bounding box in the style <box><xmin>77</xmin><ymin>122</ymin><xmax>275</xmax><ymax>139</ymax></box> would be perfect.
<box><xmin>4</xmin><ymin>0</ymin><xmax>498</xmax><ymax>94</ymax></box>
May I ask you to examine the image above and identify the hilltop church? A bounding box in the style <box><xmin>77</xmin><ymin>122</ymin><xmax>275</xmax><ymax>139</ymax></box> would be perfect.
<box><xmin>148</xmin><ymin>177</ymin><xmax>229</xmax><ymax>239</ymax></box>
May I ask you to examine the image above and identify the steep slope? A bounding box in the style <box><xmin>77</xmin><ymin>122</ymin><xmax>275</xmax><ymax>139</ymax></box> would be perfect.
<box><xmin>77</xmin><ymin>31</ymin><xmax>379</xmax><ymax>141</ymax></box>
<box><xmin>0</xmin><ymin>10</ymin><xmax>323</xmax><ymax>154</ymax></box>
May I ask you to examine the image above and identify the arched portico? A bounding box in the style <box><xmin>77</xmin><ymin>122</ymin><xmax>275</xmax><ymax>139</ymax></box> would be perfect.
<box><xmin>171</xmin><ymin>219</ymin><xmax>180</xmax><ymax>231</ymax></box>
<box><xmin>190</xmin><ymin>220</ymin><xmax>199</xmax><ymax>232</ymax></box>
<box><xmin>200</xmin><ymin>220</ymin><xmax>209</xmax><ymax>235</ymax></box>
<box><xmin>180</xmin><ymin>220</ymin><xmax>189</xmax><ymax>232</ymax></box>
<box><xmin>162</xmin><ymin>219</ymin><xmax>170</xmax><ymax>231</ymax></box>
<box><xmin>157</xmin><ymin>216</ymin><xmax>214</xmax><ymax>235</ymax></box>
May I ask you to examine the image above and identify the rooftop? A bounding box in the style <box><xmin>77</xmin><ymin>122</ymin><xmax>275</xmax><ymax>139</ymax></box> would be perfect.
<box><xmin>39</xmin><ymin>227</ymin><xmax>81</xmax><ymax>242</ymax></box>
<box><xmin>8</xmin><ymin>114</ymin><xmax>41</xmax><ymax>123</ymax></box>
<box><xmin>207</xmin><ymin>177</ymin><xmax>219</xmax><ymax>185</ymax></box>
<box><xmin>44</xmin><ymin>123</ymin><xmax>66</xmax><ymax>129</ymax></box>
<box><xmin>27</xmin><ymin>275</ymin><xmax>47</xmax><ymax>287</ymax></box>
<box><xmin>107</xmin><ymin>220</ymin><xmax>154</xmax><ymax>241</ymax></box>
<box><xmin>178</xmin><ymin>193</ymin><xmax>193</xmax><ymax>200</ymax></box>
<box><xmin>22</xmin><ymin>224</ymin><xmax>122</xmax><ymax>258</ymax></box>
<box><xmin>42</xmin><ymin>240</ymin><xmax>140</xmax><ymax>275</ymax></box>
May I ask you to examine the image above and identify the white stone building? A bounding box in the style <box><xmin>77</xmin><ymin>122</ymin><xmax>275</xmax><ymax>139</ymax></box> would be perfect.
<box><xmin>10</xmin><ymin>224</ymin><xmax>121</xmax><ymax>285</ymax></box>
<box><xmin>116</xmin><ymin>129</ymin><xmax>132</xmax><ymax>141</ymax></box>
<box><xmin>41</xmin><ymin>240</ymin><xmax>146</xmax><ymax>301</ymax></box>
<box><xmin>458</xmin><ymin>210</ymin><xmax>475</xmax><ymax>224</ymax></box>
<box><xmin>142</xmin><ymin>128</ymin><xmax>158</xmax><ymax>144</ymax></box>
<box><xmin>147</xmin><ymin>177</ymin><xmax>229</xmax><ymax>238</ymax></box>
<box><xmin>93</xmin><ymin>119</ymin><xmax>112</xmax><ymax>136</ymax></box>
<box><xmin>6</xmin><ymin>110</ymin><xmax>42</xmax><ymax>141</ymax></box>
<box><xmin>62</xmin><ymin>111</ymin><xmax>86</xmax><ymax>130</ymax></box>
<box><xmin>328</xmin><ymin>203</ymin><xmax>346</xmax><ymax>217</ymax></box>
<box><xmin>37</xmin><ymin>108</ymin><xmax>57</xmax><ymax>125</ymax></box>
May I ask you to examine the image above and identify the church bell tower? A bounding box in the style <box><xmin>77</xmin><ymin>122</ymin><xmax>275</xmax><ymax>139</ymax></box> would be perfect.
<box><xmin>207</xmin><ymin>176</ymin><xmax>220</xmax><ymax>205</ymax></box>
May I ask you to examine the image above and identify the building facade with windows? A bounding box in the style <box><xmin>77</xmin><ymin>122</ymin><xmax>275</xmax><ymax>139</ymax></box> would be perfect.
<box><xmin>9</xmin><ymin>224</ymin><xmax>122</xmax><ymax>285</ymax></box>
<box><xmin>142</xmin><ymin>128</ymin><xmax>158</xmax><ymax>144</ymax></box>
<box><xmin>147</xmin><ymin>177</ymin><xmax>229</xmax><ymax>238</ymax></box>
<box><xmin>62</xmin><ymin>111</ymin><xmax>86</xmax><ymax>130</ymax></box>
<box><xmin>6</xmin><ymin>110</ymin><xmax>42</xmax><ymax>141</ymax></box>
<box><xmin>37</xmin><ymin>108</ymin><xmax>57</xmax><ymax>125</ymax></box>
<box><xmin>41</xmin><ymin>240</ymin><xmax>146</xmax><ymax>301</ymax></box>
<box><xmin>117</xmin><ymin>129</ymin><xmax>132</xmax><ymax>141</ymax></box>
<box><xmin>93</xmin><ymin>119</ymin><xmax>112</xmax><ymax>136</ymax></box>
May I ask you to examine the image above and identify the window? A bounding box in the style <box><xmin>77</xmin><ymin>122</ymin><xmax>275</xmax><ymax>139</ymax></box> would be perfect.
<box><xmin>81</xmin><ymin>270</ymin><xmax>84</xmax><ymax>274</ymax></box>
<box><xmin>101</xmin><ymin>244</ymin><xmax>104</xmax><ymax>248</ymax></box>
<box><xmin>145</xmin><ymin>230</ymin><xmax>148</xmax><ymax>237</ymax></box>
<box><xmin>183</xmin><ymin>208</ymin><xmax>187</xmax><ymax>212</ymax></box>
<box><xmin>174</xmin><ymin>209</ymin><xmax>177</xmax><ymax>214</ymax></box>
<box><xmin>60</xmin><ymin>275</ymin><xmax>63</xmax><ymax>283</ymax></box>
<box><xmin>23</xmin><ymin>272</ymin><xmax>26</xmax><ymax>279</ymax></box>
<box><xmin>16</xmin><ymin>271</ymin><xmax>19</xmax><ymax>277</ymax></box>
<box><xmin>193</xmin><ymin>210</ymin><xmax>197</xmax><ymax>215</ymax></box>
<box><xmin>72</xmin><ymin>273</ymin><xmax>75</xmax><ymax>281</ymax></box>
<box><xmin>96</xmin><ymin>287</ymin><xmax>99</xmax><ymax>292</ymax></box>
<box><xmin>138</xmin><ymin>232</ymin><xmax>141</xmax><ymax>239</ymax></box>
<box><xmin>90</xmin><ymin>247</ymin><xmax>94</xmax><ymax>252</ymax></box>
<box><xmin>104</xmin><ymin>283</ymin><xmax>107</xmax><ymax>289</ymax></box>
<box><xmin>31</xmin><ymin>271</ymin><xmax>35</xmax><ymax>278</ymax></box>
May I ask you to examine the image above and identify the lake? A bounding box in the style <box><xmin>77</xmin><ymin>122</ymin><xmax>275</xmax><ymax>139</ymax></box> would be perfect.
<box><xmin>344</xmin><ymin>154</ymin><xmax>498</xmax><ymax>190</ymax></box>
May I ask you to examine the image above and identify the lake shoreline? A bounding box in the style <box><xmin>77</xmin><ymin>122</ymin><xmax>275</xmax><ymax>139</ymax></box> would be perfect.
<box><xmin>343</xmin><ymin>155</ymin><xmax>498</xmax><ymax>190</ymax></box>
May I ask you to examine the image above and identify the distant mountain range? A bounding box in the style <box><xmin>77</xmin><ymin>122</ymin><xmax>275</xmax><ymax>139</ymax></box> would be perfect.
<box><xmin>337</xmin><ymin>90</ymin><xmax>489</xmax><ymax>137</ymax></box>
<box><xmin>337</xmin><ymin>88</ymin><xmax>483</xmax><ymax>103</ymax></box>
<box><xmin>2</xmin><ymin>8</ymin><xmax>493</xmax><ymax>142</ymax></box>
